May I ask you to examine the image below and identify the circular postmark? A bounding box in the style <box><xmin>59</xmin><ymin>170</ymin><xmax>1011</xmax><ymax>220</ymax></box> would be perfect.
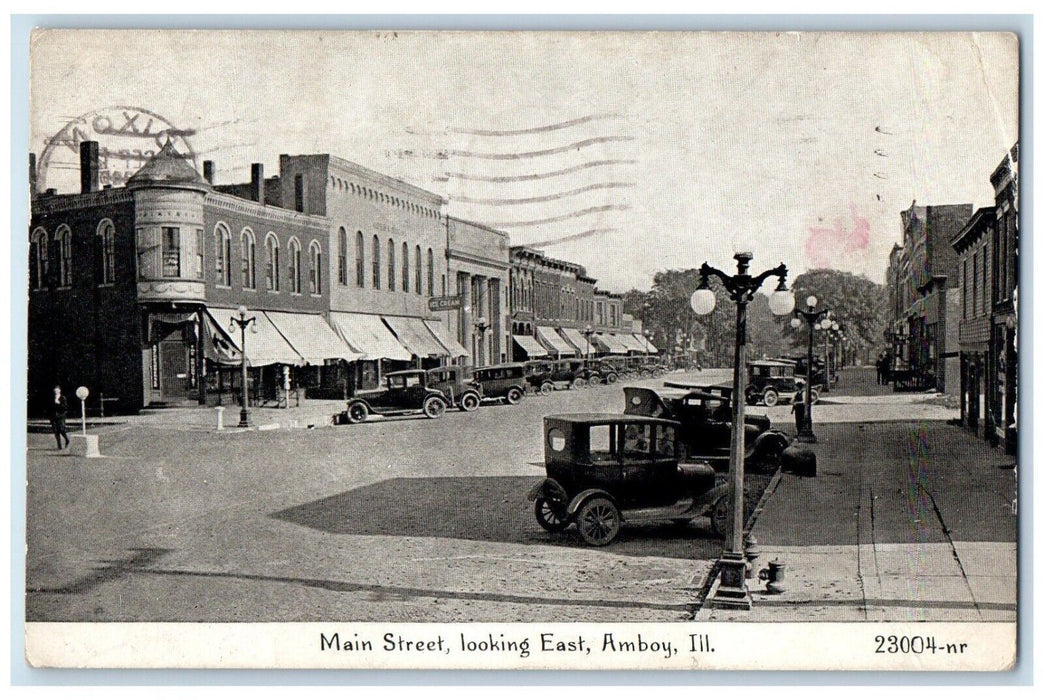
<box><xmin>37</xmin><ymin>106</ymin><xmax>197</xmax><ymax>194</ymax></box>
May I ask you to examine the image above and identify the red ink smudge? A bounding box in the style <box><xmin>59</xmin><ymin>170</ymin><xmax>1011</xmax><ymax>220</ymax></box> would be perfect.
<box><xmin>806</xmin><ymin>204</ymin><xmax>870</xmax><ymax>266</ymax></box>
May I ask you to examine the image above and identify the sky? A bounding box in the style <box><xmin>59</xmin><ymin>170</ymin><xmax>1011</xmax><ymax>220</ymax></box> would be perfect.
<box><xmin>29</xmin><ymin>30</ymin><xmax>1019</xmax><ymax>292</ymax></box>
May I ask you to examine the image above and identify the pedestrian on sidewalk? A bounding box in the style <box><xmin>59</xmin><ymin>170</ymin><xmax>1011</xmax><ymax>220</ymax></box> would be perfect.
<box><xmin>47</xmin><ymin>385</ymin><xmax>70</xmax><ymax>450</ymax></box>
<box><xmin>791</xmin><ymin>389</ymin><xmax>806</xmax><ymax>434</ymax></box>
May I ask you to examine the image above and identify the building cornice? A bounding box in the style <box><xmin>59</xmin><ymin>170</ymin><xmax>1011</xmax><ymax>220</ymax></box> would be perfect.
<box><xmin>207</xmin><ymin>192</ymin><xmax>328</xmax><ymax>232</ymax></box>
<box><xmin>446</xmin><ymin>249</ymin><xmax>509</xmax><ymax>271</ymax></box>
<box><xmin>328</xmin><ymin>155</ymin><xmax>443</xmax><ymax>206</ymax></box>
<box><xmin>31</xmin><ymin>188</ymin><xmax>133</xmax><ymax>215</ymax></box>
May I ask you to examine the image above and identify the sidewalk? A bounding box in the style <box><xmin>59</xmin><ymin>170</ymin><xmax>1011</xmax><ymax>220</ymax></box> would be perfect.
<box><xmin>697</xmin><ymin>421</ymin><xmax>1017</xmax><ymax>621</ymax></box>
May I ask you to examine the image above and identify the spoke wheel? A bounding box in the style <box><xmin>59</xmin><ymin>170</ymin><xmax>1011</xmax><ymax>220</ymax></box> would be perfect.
<box><xmin>572</xmin><ymin>377</ymin><xmax>588</xmax><ymax>389</ymax></box>
<box><xmin>710</xmin><ymin>495</ymin><xmax>729</xmax><ymax>539</ymax></box>
<box><xmin>346</xmin><ymin>402</ymin><xmax>368</xmax><ymax>424</ymax></box>
<box><xmin>605</xmin><ymin>373</ymin><xmax>618</xmax><ymax>384</ymax></box>
<box><xmin>460</xmin><ymin>392</ymin><xmax>480</xmax><ymax>412</ymax></box>
<box><xmin>587</xmin><ymin>373</ymin><xmax>600</xmax><ymax>385</ymax></box>
<box><xmin>534</xmin><ymin>498</ymin><xmax>569</xmax><ymax>532</ymax></box>
<box><xmin>506</xmin><ymin>387</ymin><xmax>523</xmax><ymax>405</ymax></box>
<box><xmin>540</xmin><ymin>381</ymin><xmax>554</xmax><ymax>395</ymax></box>
<box><xmin>762</xmin><ymin>389</ymin><xmax>779</xmax><ymax>407</ymax></box>
<box><xmin>576</xmin><ymin>497</ymin><xmax>620</xmax><ymax>546</ymax></box>
<box><xmin>423</xmin><ymin>396</ymin><xmax>447</xmax><ymax>419</ymax></box>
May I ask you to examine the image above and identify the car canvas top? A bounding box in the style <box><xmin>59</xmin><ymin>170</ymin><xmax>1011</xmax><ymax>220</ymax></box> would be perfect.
<box><xmin>546</xmin><ymin>412</ymin><xmax>680</xmax><ymax>426</ymax></box>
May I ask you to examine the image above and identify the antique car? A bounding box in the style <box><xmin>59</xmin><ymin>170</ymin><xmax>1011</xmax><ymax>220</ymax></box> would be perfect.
<box><xmin>523</xmin><ymin>359</ymin><xmax>556</xmax><ymax>394</ymax></box>
<box><xmin>340</xmin><ymin>369</ymin><xmax>450</xmax><ymax>423</ymax></box>
<box><xmin>778</xmin><ymin>355</ymin><xmax>833</xmax><ymax>389</ymax></box>
<box><xmin>425</xmin><ymin>365</ymin><xmax>483</xmax><ymax>411</ymax></box>
<box><xmin>582</xmin><ymin>358</ymin><xmax>619</xmax><ymax>385</ymax></box>
<box><xmin>527</xmin><ymin>414</ymin><xmax>728</xmax><ymax>545</ymax></box>
<box><xmin>623</xmin><ymin>386</ymin><xmax>791</xmax><ymax>473</ymax></box>
<box><xmin>600</xmin><ymin>356</ymin><xmax>633</xmax><ymax>379</ymax></box>
<box><xmin>746</xmin><ymin>360</ymin><xmax>820</xmax><ymax>407</ymax></box>
<box><xmin>473</xmin><ymin>363</ymin><xmax>527</xmax><ymax>405</ymax></box>
<box><xmin>549</xmin><ymin>358</ymin><xmax>590</xmax><ymax>389</ymax></box>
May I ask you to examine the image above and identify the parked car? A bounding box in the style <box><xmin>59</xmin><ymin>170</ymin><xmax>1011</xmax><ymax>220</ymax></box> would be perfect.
<box><xmin>527</xmin><ymin>414</ymin><xmax>727</xmax><ymax>545</ymax></box>
<box><xmin>340</xmin><ymin>369</ymin><xmax>450</xmax><ymax>423</ymax></box>
<box><xmin>746</xmin><ymin>360</ymin><xmax>820</xmax><ymax>407</ymax></box>
<box><xmin>550</xmin><ymin>358</ymin><xmax>589</xmax><ymax>389</ymax></box>
<box><xmin>524</xmin><ymin>360</ymin><xmax>556</xmax><ymax>394</ymax></box>
<box><xmin>777</xmin><ymin>355</ymin><xmax>832</xmax><ymax>388</ymax></box>
<box><xmin>426</xmin><ymin>365</ymin><xmax>483</xmax><ymax>411</ymax></box>
<box><xmin>473</xmin><ymin>363</ymin><xmax>527</xmax><ymax>405</ymax></box>
<box><xmin>623</xmin><ymin>386</ymin><xmax>791</xmax><ymax>473</ymax></box>
<box><xmin>582</xmin><ymin>358</ymin><xmax>619</xmax><ymax>384</ymax></box>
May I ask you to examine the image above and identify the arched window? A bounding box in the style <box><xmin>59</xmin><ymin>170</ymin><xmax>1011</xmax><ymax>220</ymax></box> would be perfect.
<box><xmin>337</xmin><ymin>227</ymin><xmax>348</xmax><ymax>285</ymax></box>
<box><xmin>355</xmin><ymin>231</ymin><xmax>364</xmax><ymax>287</ymax></box>
<box><xmin>30</xmin><ymin>228</ymin><xmax>48</xmax><ymax>290</ymax></box>
<box><xmin>214</xmin><ymin>224</ymin><xmax>231</xmax><ymax>286</ymax></box>
<box><xmin>372</xmin><ymin>235</ymin><xmax>380</xmax><ymax>289</ymax></box>
<box><xmin>402</xmin><ymin>242</ymin><xmax>409</xmax><ymax>292</ymax></box>
<box><xmin>54</xmin><ymin>225</ymin><xmax>72</xmax><ymax>286</ymax></box>
<box><xmin>241</xmin><ymin>228</ymin><xmax>256</xmax><ymax>289</ymax></box>
<box><xmin>96</xmin><ymin>220</ymin><xmax>116</xmax><ymax>284</ymax></box>
<box><xmin>264</xmin><ymin>233</ymin><xmax>280</xmax><ymax>291</ymax></box>
<box><xmin>288</xmin><ymin>237</ymin><xmax>302</xmax><ymax>294</ymax></box>
<box><xmin>387</xmin><ymin>238</ymin><xmax>396</xmax><ymax>292</ymax></box>
<box><xmin>415</xmin><ymin>245</ymin><xmax>422</xmax><ymax>295</ymax></box>
<box><xmin>427</xmin><ymin>248</ymin><xmax>434</xmax><ymax>296</ymax></box>
<box><xmin>309</xmin><ymin>240</ymin><xmax>322</xmax><ymax>295</ymax></box>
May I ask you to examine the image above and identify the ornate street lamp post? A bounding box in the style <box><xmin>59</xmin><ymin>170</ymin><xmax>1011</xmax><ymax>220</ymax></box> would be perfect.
<box><xmin>581</xmin><ymin>324</ymin><xmax>595</xmax><ymax>361</ymax></box>
<box><xmin>229</xmin><ymin>305</ymin><xmax>258</xmax><ymax>428</ymax></box>
<box><xmin>690</xmin><ymin>250</ymin><xmax>794</xmax><ymax>610</ymax></box>
<box><xmin>473</xmin><ymin>315</ymin><xmax>489</xmax><ymax>366</ymax></box>
<box><xmin>790</xmin><ymin>297</ymin><xmax>830</xmax><ymax>443</ymax></box>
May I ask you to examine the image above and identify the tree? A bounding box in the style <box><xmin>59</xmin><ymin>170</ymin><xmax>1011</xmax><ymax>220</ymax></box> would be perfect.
<box><xmin>783</xmin><ymin>269</ymin><xmax>888</xmax><ymax>365</ymax></box>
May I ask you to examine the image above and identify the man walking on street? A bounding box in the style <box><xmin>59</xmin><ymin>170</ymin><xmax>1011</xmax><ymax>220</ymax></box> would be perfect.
<box><xmin>48</xmin><ymin>385</ymin><xmax>70</xmax><ymax>450</ymax></box>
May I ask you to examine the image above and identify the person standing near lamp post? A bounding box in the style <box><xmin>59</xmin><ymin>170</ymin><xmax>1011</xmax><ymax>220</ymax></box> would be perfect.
<box><xmin>47</xmin><ymin>385</ymin><xmax>70</xmax><ymax>450</ymax></box>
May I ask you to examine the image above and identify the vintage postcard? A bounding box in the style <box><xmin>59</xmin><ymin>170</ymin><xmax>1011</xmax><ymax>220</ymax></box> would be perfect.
<box><xmin>23</xmin><ymin>29</ymin><xmax>1019</xmax><ymax>671</ymax></box>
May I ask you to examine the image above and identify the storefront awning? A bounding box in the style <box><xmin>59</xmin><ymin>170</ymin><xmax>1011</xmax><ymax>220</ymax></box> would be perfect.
<box><xmin>632</xmin><ymin>334</ymin><xmax>658</xmax><ymax>353</ymax></box>
<box><xmin>536</xmin><ymin>326</ymin><xmax>576</xmax><ymax>356</ymax></box>
<box><xmin>264</xmin><ymin>311</ymin><xmax>362</xmax><ymax>364</ymax></box>
<box><xmin>593</xmin><ymin>333</ymin><xmax>629</xmax><ymax>354</ymax></box>
<box><xmin>207</xmin><ymin>306</ymin><xmax>304</xmax><ymax>367</ymax></box>
<box><xmin>383</xmin><ymin>315</ymin><xmax>449</xmax><ymax>358</ymax></box>
<box><xmin>425</xmin><ymin>320</ymin><xmax>470</xmax><ymax>358</ymax></box>
<box><xmin>201</xmin><ymin>309</ymin><xmax>242</xmax><ymax>365</ymax></box>
<box><xmin>513</xmin><ymin>334</ymin><xmax>548</xmax><ymax>358</ymax></box>
<box><xmin>559</xmin><ymin>327</ymin><xmax>594</xmax><ymax>356</ymax></box>
<box><xmin>329</xmin><ymin>312</ymin><xmax>412</xmax><ymax>362</ymax></box>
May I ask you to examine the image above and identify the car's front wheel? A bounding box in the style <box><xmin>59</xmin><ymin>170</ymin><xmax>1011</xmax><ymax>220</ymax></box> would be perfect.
<box><xmin>459</xmin><ymin>392</ymin><xmax>480</xmax><ymax>412</ymax></box>
<box><xmin>576</xmin><ymin>497</ymin><xmax>620</xmax><ymax>546</ymax></box>
<box><xmin>534</xmin><ymin>498</ymin><xmax>569</xmax><ymax>533</ymax></box>
<box><xmin>423</xmin><ymin>395</ymin><xmax>447</xmax><ymax>419</ymax></box>
<box><xmin>587</xmin><ymin>373</ymin><xmax>600</xmax><ymax>385</ymax></box>
<box><xmin>505</xmin><ymin>387</ymin><xmax>524</xmax><ymax>405</ymax></box>
<box><xmin>572</xmin><ymin>377</ymin><xmax>588</xmax><ymax>389</ymax></box>
<box><xmin>762</xmin><ymin>388</ymin><xmax>780</xmax><ymax>407</ymax></box>
<box><xmin>345</xmin><ymin>402</ymin><xmax>369</xmax><ymax>424</ymax></box>
<box><xmin>605</xmin><ymin>372</ymin><xmax>618</xmax><ymax>384</ymax></box>
<box><xmin>540</xmin><ymin>381</ymin><xmax>554</xmax><ymax>395</ymax></box>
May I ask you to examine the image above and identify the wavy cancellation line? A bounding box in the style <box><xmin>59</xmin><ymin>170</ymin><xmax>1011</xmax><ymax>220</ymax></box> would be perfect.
<box><xmin>445</xmin><ymin>135</ymin><xmax>633</xmax><ymax>161</ymax></box>
<box><xmin>453</xmin><ymin>182</ymin><xmax>635</xmax><ymax>205</ymax></box>
<box><xmin>527</xmin><ymin>228</ymin><xmax>621</xmax><ymax>247</ymax></box>
<box><xmin>485</xmin><ymin>204</ymin><xmax>631</xmax><ymax>228</ymax></box>
<box><xmin>407</xmin><ymin>112</ymin><xmax>627</xmax><ymax>137</ymax></box>
<box><xmin>444</xmin><ymin>159</ymin><xmax>637</xmax><ymax>183</ymax></box>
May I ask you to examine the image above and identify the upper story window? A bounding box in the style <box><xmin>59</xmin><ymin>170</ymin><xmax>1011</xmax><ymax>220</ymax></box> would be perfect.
<box><xmin>30</xmin><ymin>228</ymin><xmax>48</xmax><ymax>291</ymax></box>
<box><xmin>288</xmin><ymin>237</ymin><xmax>302</xmax><ymax>294</ymax></box>
<box><xmin>96</xmin><ymin>220</ymin><xmax>116</xmax><ymax>284</ymax></box>
<box><xmin>402</xmin><ymin>242</ymin><xmax>409</xmax><ymax>292</ymax></box>
<box><xmin>415</xmin><ymin>245</ymin><xmax>422</xmax><ymax>295</ymax></box>
<box><xmin>55</xmin><ymin>225</ymin><xmax>73</xmax><ymax>286</ymax></box>
<box><xmin>355</xmin><ymin>231</ymin><xmax>365</xmax><ymax>287</ymax></box>
<box><xmin>195</xmin><ymin>228</ymin><xmax>205</xmax><ymax>279</ymax></box>
<box><xmin>372</xmin><ymin>235</ymin><xmax>381</xmax><ymax>289</ymax></box>
<box><xmin>241</xmin><ymin>229</ymin><xmax>256</xmax><ymax>289</ymax></box>
<box><xmin>309</xmin><ymin>240</ymin><xmax>322</xmax><ymax>295</ymax></box>
<box><xmin>338</xmin><ymin>227</ymin><xmax>348</xmax><ymax>286</ymax></box>
<box><xmin>161</xmin><ymin>226</ymin><xmax>180</xmax><ymax>278</ymax></box>
<box><xmin>387</xmin><ymin>238</ymin><xmax>396</xmax><ymax>292</ymax></box>
<box><xmin>427</xmin><ymin>248</ymin><xmax>434</xmax><ymax>296</ymax></box>
<box><xmin>214</xmin><ymin>224</ymin><xmax>231</xmax><ymax>286</ymax></box>
<box><xmin>265</xmin><ymin>233</ymin><xmax>280</xmax><ymax>291</ymax></box>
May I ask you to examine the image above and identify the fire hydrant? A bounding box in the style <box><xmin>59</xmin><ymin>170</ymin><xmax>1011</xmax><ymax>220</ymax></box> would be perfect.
<box><xmin>759</xmin><ymin>559</ymin><xmax>787</xmax><ymax>594</ymax></box>
<box><xmin>743</xmin><ymin>534</ymin><xmax>762</xmax><ymax>579</ymax></box>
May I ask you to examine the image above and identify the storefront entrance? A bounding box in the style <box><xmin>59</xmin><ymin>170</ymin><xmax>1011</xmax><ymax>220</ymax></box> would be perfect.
<box><xmin>158</xmin><ymin>337</ymin><xmax>192</xmax><ymax>400</ymax></box>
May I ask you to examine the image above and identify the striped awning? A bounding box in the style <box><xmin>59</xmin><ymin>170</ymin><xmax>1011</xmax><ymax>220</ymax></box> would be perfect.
<box><xmin>425</xmin><ymin>320</ymin><xmax>470</xmax><ymax>358</ymax></box>
<box><xmin>330</xmin><ymin>312</ymin><xmax>412</xmax><ymax>362</ymax></box>
<box><xmin>593</xmin><ymin>333</ymin><xmax>629</xmax><ymax>354</ymax></box>
<box><xmin>513</xmin><ymin>334</ymin><xmax>548</xmax><ymax>358</ymax></box>
<box><xmin>632</xmin><ymin>334</ymin><xmax>659</xmax><ymax>353</ymax></box>
<box><xmin>383</xmin><ymin>315</ymin><xmax>449</xmax><ymax>358</ymax></box>
<box><xmin>207</xmin><ymin>306</ymin><xmax>304</xmax><ymax>367</ymax></box>
<box><xmin>559</xmin><ymin>327</ymin><xmax>594</xmax><ymax>356</ymax></box>
<box><xmin>536</xmin><ymin>326</ymin><xmax>576</xmax><ymax>356</ymax></box>
<box><xmin>264</xmin><ymin>311</ymin><xmax>362</xmax><ymax>364</ymax></box>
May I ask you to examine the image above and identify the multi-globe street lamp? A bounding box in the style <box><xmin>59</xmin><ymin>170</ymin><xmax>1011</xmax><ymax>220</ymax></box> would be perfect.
<box><xmin>581</xmin><ymin>324</ymin><xmax>595</xmax><ymax>361</ymax></box>
<box><xmin>229</xmin><ymin>305</ymin><xmax>258</xmax><ymax>428</ymax></box>
<box><xmin>690</xmin><ymin>249</ymin><xmax>794</xmax><ymax>610</ymax></box>
<box><xmin>790</xmin><ymin>297</ymin><xmax>830</xmax><ymax>443</ymax></box>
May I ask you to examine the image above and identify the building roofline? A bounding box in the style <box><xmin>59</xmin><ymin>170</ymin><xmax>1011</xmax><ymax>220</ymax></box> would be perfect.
<box><xmin>324</xmin><ymin>154</ymin><xmax>443</xmax><ymax>206</ymax></box>
<box><xmin>950</xmin><ymin>206</ymin><xmax>996</xmax><ymax>252</ymax></box>
<box><xmin>446</xmin><ymin>215</ymin><xmax>510</xmax><ymax>239</ymax></box>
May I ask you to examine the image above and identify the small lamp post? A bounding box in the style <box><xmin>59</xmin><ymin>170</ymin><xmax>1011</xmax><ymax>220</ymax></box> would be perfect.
<box><xmin>229</xmin><ymin>305</ymin><xmax>257</xmax><ymax>428</ymax></box>
<box><xmin>75</xmin><ymin>386</ymin><xmax>90</xmax><ymax>435</ymax></box>
<box><xmin>473</xmin><ymin>315</ymin><xmax>489</xmax><ymax>366</ymax></box>
<box><xmin>581</xmin><ymin>324</ymin><xmax>595</xmax><ymax>361</ymax></box>
<box><xmin>790</xmin><ymin>297</ymin><xmax>830</xmax><ymax>443</ymax></box>
<box><xmin>690</xmin><ymin>248</ymin><xmax>794</xmax><ymax>610</ymax></box>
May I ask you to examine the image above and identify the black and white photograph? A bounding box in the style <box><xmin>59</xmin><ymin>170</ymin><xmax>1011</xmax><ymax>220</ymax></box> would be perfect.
<box><xmin>21</xmin><ymin>28</ymin><xmax>1019</xmax><ymax>671</ymax></box>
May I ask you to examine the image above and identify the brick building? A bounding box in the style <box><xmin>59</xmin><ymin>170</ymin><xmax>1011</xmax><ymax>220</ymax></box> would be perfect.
<box><xmin>952</xmin><ymin>207</ymin><xmax>994</xmax><ymax>436</ymax></box>
<box><xmin>28</xmin><ymin>141</ymin><xmax>356</xmax><ymax>414</ymax></box>
<box><xmin>885</xmin><ymin>201</ymin><xmax>972</xmax><ymax>393</ymax></box>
